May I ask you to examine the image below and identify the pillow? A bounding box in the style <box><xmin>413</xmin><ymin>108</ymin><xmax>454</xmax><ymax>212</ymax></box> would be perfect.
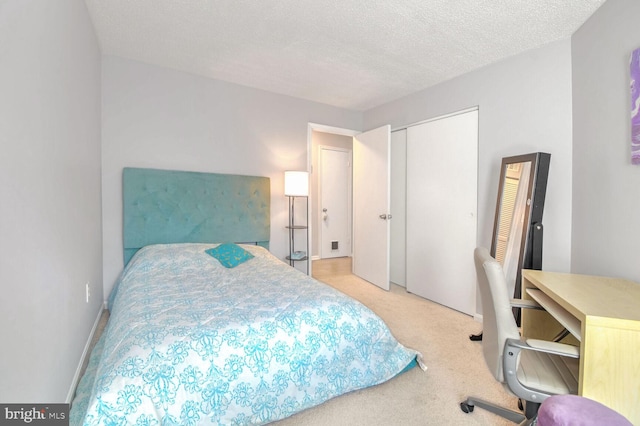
<box><xmin>206</xmin><ymin>243</ymin><xmax>254</xmax><ymax>268</ymax></box>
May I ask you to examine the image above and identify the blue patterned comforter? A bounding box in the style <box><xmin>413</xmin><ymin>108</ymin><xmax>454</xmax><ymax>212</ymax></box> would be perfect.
<box><xmin>71</xmin><ymin>244</ymin><xmax>421</xmax><ymax>425</ymax></box>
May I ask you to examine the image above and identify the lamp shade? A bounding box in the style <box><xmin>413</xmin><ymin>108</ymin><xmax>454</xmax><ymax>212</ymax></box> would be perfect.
<box><xmin>284</xmin><ymin>171</ymin><xmax>309</xmax><ymax>196</ymax></box>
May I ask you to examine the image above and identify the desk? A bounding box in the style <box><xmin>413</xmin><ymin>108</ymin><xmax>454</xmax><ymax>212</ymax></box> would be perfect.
<box><xmin>521</xmin><ymin>270</ymin><xmax>640</xmax><ymax>425</ymax></box>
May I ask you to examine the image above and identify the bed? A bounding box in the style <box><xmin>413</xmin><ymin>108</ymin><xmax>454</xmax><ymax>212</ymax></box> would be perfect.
<box><xmin>70</xmin><ymin>168</ymin><xmax>422</xmax><ymax>425</ymax></box>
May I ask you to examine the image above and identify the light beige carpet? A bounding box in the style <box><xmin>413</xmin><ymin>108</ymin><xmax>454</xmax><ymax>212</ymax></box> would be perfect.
<box><xmin>271</xmin><ymin>257</ymin><xmax>517</xmax><ymax>425</ymax></box>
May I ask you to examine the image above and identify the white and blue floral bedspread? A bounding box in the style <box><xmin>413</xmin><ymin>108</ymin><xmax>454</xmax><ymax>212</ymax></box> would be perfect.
<box><xmin>71</xmin><ymin>244</ymin><xmax>421</xmax><ymax>425</ymax></box>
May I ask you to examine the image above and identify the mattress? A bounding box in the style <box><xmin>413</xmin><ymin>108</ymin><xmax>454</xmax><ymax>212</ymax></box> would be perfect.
<box><xmin>70</xmin><ymin>243</ymin><xmax>421</xmax><ymax>425</ymax></box>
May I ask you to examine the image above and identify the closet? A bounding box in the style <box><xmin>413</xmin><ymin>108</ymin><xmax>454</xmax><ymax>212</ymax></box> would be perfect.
<box><xmin>393</xmin><ymin>109</ymin><xmax>478</xmax><ymax>316</ymax></box>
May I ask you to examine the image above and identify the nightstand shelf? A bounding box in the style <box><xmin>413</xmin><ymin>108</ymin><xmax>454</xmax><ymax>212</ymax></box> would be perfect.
<box><xmin>286</xmin><ymin>196</ymin><xmax>309</xmax><ymax>274</ymax></box>
<box><xmin>285</xmin><ymin>254</ymin><xmax>308</xmax><ymax>261</ymax></box>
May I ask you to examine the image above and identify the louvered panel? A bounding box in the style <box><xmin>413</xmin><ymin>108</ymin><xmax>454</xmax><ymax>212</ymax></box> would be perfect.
<box><xmin>495</xmin><ymin>178</ymin><xmax>519</xmax><ymax>264</ymax></box>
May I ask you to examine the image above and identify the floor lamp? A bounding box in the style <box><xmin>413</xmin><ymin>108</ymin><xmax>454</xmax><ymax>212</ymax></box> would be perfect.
<box><xmin>284</xmin><ymin>171</ymin><xmax>309</xmax><ymax>274</ymax></box>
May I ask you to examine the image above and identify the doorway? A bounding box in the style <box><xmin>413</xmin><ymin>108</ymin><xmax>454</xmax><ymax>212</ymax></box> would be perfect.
<box><xmin>309</xmin><ymin>124</ymin><xmax>393</xmax><ymax>291</ymax></box>
<box><xmin>308</xmin><ymin>124</ymin><xmax>358</xmax><ymax>262</ymax></box>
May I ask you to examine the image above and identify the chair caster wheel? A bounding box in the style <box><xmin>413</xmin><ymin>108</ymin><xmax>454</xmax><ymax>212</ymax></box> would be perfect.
<box><xmin>460</xmin><ymin>402</ymin><xmax>474</xmax><ymax>413</ymax></box>
<box><xmin>469</xmin><ymin>332</ymin><xmax>483</xmax><ymax>341</ymax></box>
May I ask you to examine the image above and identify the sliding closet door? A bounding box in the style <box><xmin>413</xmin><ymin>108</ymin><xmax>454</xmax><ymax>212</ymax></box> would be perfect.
<box><xmin>406</xmin><ymin>110</ymin><xmax>478</xmax><ymax>315</ymax></box>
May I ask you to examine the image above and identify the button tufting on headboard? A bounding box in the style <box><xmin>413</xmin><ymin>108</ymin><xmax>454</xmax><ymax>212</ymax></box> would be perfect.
<box><xmin>123</xmin><ymin>168</ymin><xmax>270</xmax><ymax>265</ymax></box>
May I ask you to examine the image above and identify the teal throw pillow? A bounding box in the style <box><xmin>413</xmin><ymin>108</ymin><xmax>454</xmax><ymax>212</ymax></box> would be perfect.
<box><xmin>206</xmin><ymin>243</ymin><xmax>254</xmax><ymax>268</ymax></box>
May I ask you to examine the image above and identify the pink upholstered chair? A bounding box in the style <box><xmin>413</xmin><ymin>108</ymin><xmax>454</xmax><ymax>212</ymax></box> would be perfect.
<box><xmin>537</xmin><ymin>395</ymin><xmax>632</xmax><ymax>426</ymax></box>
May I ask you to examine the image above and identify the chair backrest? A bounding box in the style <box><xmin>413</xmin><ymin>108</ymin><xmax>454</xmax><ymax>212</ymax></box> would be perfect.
<box><xmin>474</xmin><ymin>247</ymin><xmax>521</xmax><ymax>383</ymax></box>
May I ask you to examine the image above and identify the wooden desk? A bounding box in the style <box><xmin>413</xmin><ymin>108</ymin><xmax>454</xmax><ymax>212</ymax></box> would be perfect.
<box><xmin>521</xmin><ymin>270</ymin><xmax>640</xmax><ymax>424</ymax></box>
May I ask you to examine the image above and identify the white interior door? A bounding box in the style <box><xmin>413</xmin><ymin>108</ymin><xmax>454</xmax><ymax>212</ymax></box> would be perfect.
<box><xmin>353</xmin><ymin>125</ymin><xmax>391</xmax><ymax>290</ymax></box>
<box><xmin>320</xmin><ymin>147</ymin><xmax>352</xmax><ymax>258</ymax></box>
<box><xmin>406</xmin><ymin>110</ymin><xmax>478</xmax><ymax>315</ymax></box>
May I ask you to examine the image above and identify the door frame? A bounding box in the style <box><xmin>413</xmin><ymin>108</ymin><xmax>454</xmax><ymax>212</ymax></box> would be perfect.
<box><xmin>318</xmin><ymin>145</ymin><xmax>352</xmax><ymax>259</ymax></box>
<box><xmin>306</xmin><ymin>123</ymin><xmax>359</xmax><ymax>274</ymax></box>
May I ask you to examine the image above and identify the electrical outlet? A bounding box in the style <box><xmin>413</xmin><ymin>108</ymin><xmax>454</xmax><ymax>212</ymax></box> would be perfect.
<box><xmin>86</xmin><ymin>282</ymin><xmax>90</xmax><ymax>303</ymax></box>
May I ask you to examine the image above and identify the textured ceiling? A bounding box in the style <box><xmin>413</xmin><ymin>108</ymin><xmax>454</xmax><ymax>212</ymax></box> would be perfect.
<box><xmin>85</xmin><ymin>0</ymin><xmax>606</xmax><ymax>111</ymax></box>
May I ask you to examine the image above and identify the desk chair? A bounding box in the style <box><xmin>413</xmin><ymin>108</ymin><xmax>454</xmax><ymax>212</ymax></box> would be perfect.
<box><xmin>460</xmin><ymin>247</ymin><xmax>580</xmax><ymax>424</ymax></box>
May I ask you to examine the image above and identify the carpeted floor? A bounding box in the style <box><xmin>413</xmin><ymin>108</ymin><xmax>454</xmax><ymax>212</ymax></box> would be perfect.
<box><xmin>82</xmin><ymin>257</ymin><xmax>517</xmax><ymax>425</ymax></box>
<box><xmin>271</xmin><ymin>257</ymin><xmax>517</xmax><ymax>425</ymax></box>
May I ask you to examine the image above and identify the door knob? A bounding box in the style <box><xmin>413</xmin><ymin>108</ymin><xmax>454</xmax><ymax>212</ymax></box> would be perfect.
<box><xmin>379</xmin><ymin>214</ymin><xmax>387</xmax><ymax>220</ymax></box>
<box><xmin>323</xmin><ymin>208</ymin><xmax>327</xmax><ymax>212</ymax></box>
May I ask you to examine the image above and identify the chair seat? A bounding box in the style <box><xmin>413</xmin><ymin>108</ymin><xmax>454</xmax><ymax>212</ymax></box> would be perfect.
<box><xmin>537</xmin><ymin>395</ymin><xmax>633</xmax><ymax>426</ymax></box>
<box><xmin>517</xmin><ymin>349</ymin><xmax>579</xmax><ymax>395</ymax></box>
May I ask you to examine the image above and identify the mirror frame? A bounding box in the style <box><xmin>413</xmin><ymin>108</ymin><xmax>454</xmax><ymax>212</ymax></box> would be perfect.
<box><xmin>490</xmin><ymin>152</ymin><xmax>551</xmax><ymax>303</ymax></box>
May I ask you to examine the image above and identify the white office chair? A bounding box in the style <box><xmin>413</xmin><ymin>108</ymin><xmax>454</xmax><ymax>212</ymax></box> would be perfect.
<box><xmin>460</xmin><ymin>247</ymin><xmax>580</xmax><ymax>424</ymax></box>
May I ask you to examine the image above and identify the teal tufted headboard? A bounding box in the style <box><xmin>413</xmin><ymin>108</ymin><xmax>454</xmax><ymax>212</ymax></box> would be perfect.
<box><xmin>123</xmin><ymin>167</ymin><xmax>270</xmax><ymax>265</ymax></box>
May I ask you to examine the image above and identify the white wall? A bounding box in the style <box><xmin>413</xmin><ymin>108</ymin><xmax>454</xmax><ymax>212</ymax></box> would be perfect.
<box><xmin>364</xmin><ymin>40</ymin><xmax>574</xmax><ymax>315</ymax></box>
<box><xmin>101</xmin><ymin>57</ymin><xmax>362</xmax><ymax>296</ymax></box>
<box><xmin>571</xmin><ymin>0</ymin><xmax>640</xmax><ymax>282</ymax></box>
<box><xmin>0</xmin><ymin>0</ymin><xmax>103</xmax><ymax>402</ymax></box>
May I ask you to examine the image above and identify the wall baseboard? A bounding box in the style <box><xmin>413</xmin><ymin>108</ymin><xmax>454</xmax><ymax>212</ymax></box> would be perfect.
<box><xmin>473</xmin><ymin>313</ymin><xmax>483</xmax><ymax>323</ymax></box>
<box><xmin>66</xmin><ymin>302</ymin><xmax>106</xmax><ymax>404</ymax></box>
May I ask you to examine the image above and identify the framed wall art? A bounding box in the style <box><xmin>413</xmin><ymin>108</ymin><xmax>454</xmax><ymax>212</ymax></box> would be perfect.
<box><xmin>630</xmin><ymin>47</ymin><xmax>640</xmax><ymax>164</ymax></box>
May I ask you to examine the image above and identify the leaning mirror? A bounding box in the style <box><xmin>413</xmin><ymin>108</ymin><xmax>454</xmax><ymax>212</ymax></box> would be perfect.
<box><xmin>491</xmin><ymin>152</ymin><xmax>551</xmax><ymax>321</ymax></box>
